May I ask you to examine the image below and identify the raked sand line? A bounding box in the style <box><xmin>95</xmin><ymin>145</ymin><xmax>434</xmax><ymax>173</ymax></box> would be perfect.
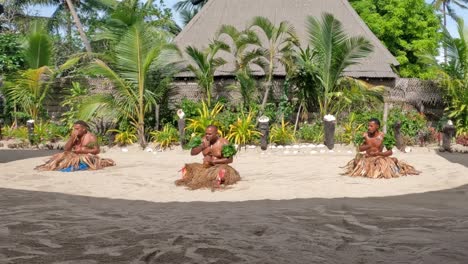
<box><xmin>0</xmin><ymin>146</ymin><xmax>467</xmax><ymax>203</ymax></box>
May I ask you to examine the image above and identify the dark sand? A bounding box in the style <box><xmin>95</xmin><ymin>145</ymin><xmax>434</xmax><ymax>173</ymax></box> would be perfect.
<box><xmin>0</xmin><ymin>150</ymin><xmax>59</xmax><ymax>163</ymax></box>
<box><xmin>1</xmin><ymin>151</ymin><xmax>467</xmax><ymax>263</ymax></box>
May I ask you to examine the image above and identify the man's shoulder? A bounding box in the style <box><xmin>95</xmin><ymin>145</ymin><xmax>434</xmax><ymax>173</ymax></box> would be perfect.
<box><xmin>84</xmin><ymin>132</ymin><xmax>97</xmax><ymax>141</ymax></box>
<box><xmin>217</xmin><ymin>137</ymin><xmax>230</xmax><ymax>145</ymax></box>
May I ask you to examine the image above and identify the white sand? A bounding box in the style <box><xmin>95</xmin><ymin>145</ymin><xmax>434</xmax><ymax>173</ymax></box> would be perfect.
<box><xmin>0</xmin><ymin>145</ymin><xmax>467</xmax><ymax>202</ymax></box>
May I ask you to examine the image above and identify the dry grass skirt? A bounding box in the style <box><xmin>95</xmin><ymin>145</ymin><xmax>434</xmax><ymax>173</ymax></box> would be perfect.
<box><xmin>343</xmin><ymin>154</ymin><xmax>420</xmax><ymax>179</ymax></box>
<box><xmin>35</xmin><ymin>152</ymin><xmax>115</xmax><ymax>171</ymax></box>
<box><xmin>175</xmin><ymin>163</ymin><xmax>241</xmax><ymax>190</ymax></box>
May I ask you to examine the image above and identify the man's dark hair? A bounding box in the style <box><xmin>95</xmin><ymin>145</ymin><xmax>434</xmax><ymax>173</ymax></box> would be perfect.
<box><xmin>206</xmin><ymin>125</ymin><xmax>218</xmax><ymax>131</ymax></box>
<box><xmin>74</xmin><ymin>120</ymin><xmax>90</xmax><ymax>129</ymax></box>
<box><xmin>369</xmin><ymin>118</ymin><xmax>381</xmax><ymax>127</ymax></box>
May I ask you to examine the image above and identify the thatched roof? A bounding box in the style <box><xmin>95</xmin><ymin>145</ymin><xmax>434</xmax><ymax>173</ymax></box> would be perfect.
<box><xmin>387</xmin><ymin>78</ymin><xmax>444</xmax><ymax>105</ymax></box>
<box><xmin>175</xmin><ymin>0</ymin><xmax>399</xmax><ymax>79</ymax></box>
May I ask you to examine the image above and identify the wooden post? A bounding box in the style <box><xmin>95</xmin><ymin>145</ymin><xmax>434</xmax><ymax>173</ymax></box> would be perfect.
<box><xmin>258</xmin><ymin>116</ymin><xmax>270</xmax><ymax>150</ymax></box>
<box><xmin>393</xmin><ymin>121</ymin><xmax>405</xmax><ymax>152</ymax></box>
<box><xmin>154</xmin><ymin>104</ymin><xmax>160</xmax><ymax>131</ymax></box>
<box><xmin>0</xmin><ymin>118</ymin><xmax>4</xmax><ymax>140</ymax></box>
<box><xmin>441</xmin><ymin>122</ymin><xmax>455</xmax><ymax>152</ymax></box>
<box><xmin>383</xmin><ymin>102</ymin><xmax>389</xmax><ymax>133</ymax></box>
<box><xmin>177</xmin><ymin>109</ymin><xmax>186</xmax><ymax>149</ymax></box>
<box><xmin>323</xmin><ymin>115</ymin><xmax>336</xmax><ymax>150</ymax></box>
<box><xmin>26</xmin><ymin>120</ymin><xmax>35</xmax><ymax>146</ymax></box>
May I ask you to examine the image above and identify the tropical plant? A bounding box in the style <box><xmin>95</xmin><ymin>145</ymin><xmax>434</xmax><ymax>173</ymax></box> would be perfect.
<box><xmin>186</xmin><ymin>101</ymin><xmax>223</xmax><ymax>136</ymax></box>
<box><xmin>427</xmin><ymin>19</ymin><xmax>468</xmax><ymax>135</ymax></box>
<box><xmin>60</xmin><ymin>81</ymin><xmax>88</xmax><ymax>128</ymax></box>
<box><xmin>150</xmin><ymin>123</ymin><xmax>179</xmax><ymax>150</ymax></box>
<box><xmin>305</xmin><ymin>13</ymin><xmax>374</xmax><ymax>117</ymax></box>
<box><xmin>0</xmin><ymin>33</ymin><xmax>24</xmax><ymax>74</ymax></box>
<box><xmin>337</xmin><ymin>113</ymin><xmax>366</xmax><ymax>145</ymax></box>
<box><xmin>174</xmin><ymin>0</ymin><xmax>208</xmax><ymax>26</ymax></box>
<box><xmin>226</xmin><ymin>111</ymin><xmax>261</xmax><ymax>148</ymax></box>
<box><xmin>297</xmin><ymin>122</ymin><xmax>324</xmax><ymax>143</ymax></box>
<box><xmin>217</xmin><ymin>25</ymin><xmax>266</xmax><ymax>106</ymax></box>
<box><xmin>18</xmin><ymin>0</ymin><xmax>114</xmax><ymax>53</ymax></box>
<box><xmin>109</xmin><ymin>128</ymin><xmax>137</xmax><ymax>146</ymax></box>
<box><xmin>3</xmin><ymin>21</ymin><xmax>79</xmax><ymax>122</ymax></box>
<box><xmin>5</xmin><ymin>66</ymin><xmax>52</xmax><ymax>121</ymax></box>
<box><xmin>270</xmin><ymin>118</ymin><xmax>296</xmax><ymax>145</ymax></box>
<box><xmin>432</xmin><ymin>0</ymin><xmax>468</xmax><ymax>27</ymax></box>
<box><xmin>249</xmin><ymin>16</ymin><xmax>298</xmax><ymax>111</ymax></box>
<box><xmin>78</xmin><ymin>22</ymin><xmax>177</xmax><ymax>147</ymax></box>
<box><xmin>185</xmin><ymin>40</ymin><xmax>229</xmax><ymax>106</ymax></box>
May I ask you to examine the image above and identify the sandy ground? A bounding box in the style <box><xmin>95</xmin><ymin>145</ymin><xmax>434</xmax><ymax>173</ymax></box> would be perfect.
<box><xmin>0</xmin><ymin>145</ymin><xmax>467</xmax><ymax>202</ymax></box>
<box><xmin>1</xmin><ymin>147</ymin><xmax>468</xmax><ymax>263</ymax></box>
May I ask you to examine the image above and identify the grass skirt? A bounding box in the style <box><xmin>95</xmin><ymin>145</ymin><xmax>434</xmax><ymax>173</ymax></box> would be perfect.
<box><xmin>343</xmin><ymin>154</ymin><xmax>420</xmax><ymax>179</ymax></box>
<box><xmin>35</xmin><ymin>152</ymin><xmax>115</xmax><ymax>171</ymax></box>
<box><xmin>175</xmin><ymin>163</ymin><xmax>241</xmax><ymax>190</ymax></box>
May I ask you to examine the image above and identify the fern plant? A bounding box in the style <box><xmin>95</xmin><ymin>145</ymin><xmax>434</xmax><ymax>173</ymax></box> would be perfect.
<box><xmin>150</xmin><ymin>124</ymin><xmax>179</xmax><ymax>150</ymax></box>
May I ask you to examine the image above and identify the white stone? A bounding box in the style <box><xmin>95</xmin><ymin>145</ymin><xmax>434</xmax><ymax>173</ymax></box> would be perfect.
<box><xmin>310</xmin><ymin>150</ymin><xmax>318</xmax><ymax>154</ymax></box>
<box><xmin>317</xmin><ymin>144</ymin><xmax>325</xmax><ymax>148</ymax></box>
<box><xmin>293</xmin><ymin>145</ymin><xmax>300</xmax><ymax>149</ymax></box>
<box><xmin>277</xmin><ymin>146</ymin><xmax>284</xmax><ymax>149</ymax></box>
<box><xmin>285</xmin><ymin>145</ymin><xmax>292</xmax><ymax>149</ymax></box>
<box><xmin>320</xmin><ymin>150</ymin><xmax>326</xmax><ymax>153</ymax></box>
<box><xmin>323</xmin><ymin>114</ymin><xmax>336</xmax><ymax>122</ymax></box>
<box><xmin>121</xmin><ymin>148</ymin><xmax>129</xmax><ymax>152</ymax></box>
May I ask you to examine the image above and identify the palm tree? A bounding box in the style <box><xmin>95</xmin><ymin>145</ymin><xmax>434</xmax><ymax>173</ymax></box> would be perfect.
<box><xmin>432</xmin><ymin>0</ymin><xmax>468</xmax><ymax>63</ymax></box>
<box><xmin>249</xmin><ymin>16</ymin><xmax>298</xmax><ymax>112</ymax></box>
<box><xmin>16</xmin><ymin>0</ymin><xmax>114</xmax><ymax>53</ymax></box>
<box><xmin>4</xmin><ymin>21</ymin><xmax>78</xmax><ymax>121</ymax></box>
<box><xmin>185</xmin><ymin>40</ymin><xmax>229</xmax><ymax>106</ymax></box>
<box><xmin>216</xmin><ymin>25</ymin><xmax>266</xmax><ymax>106</ymax></box>
<box><xmin>79</xmin><ymin>22</ymin><xmax>178</xmax><ymax>147</ymax></box>
<box><xmin>432</xmin><ymin>0</ymin><xmax>468</xmax><ymax>27</ymax></box>
<box><xmin>174</xmin><ymin>0</ymin><xmax>208</xmax><ymax>26</ymax></box>
<box><xmin>306</xmin><ymin>13</ymin><xmax>374</xmax><ymax>117</ymax></box>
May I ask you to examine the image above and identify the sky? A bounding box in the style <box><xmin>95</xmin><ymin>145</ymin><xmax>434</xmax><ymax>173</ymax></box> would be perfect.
<box><xmin>27</xmin><ymin>0</ymin><xmax>468</xmax><ymax>38</ymax></box>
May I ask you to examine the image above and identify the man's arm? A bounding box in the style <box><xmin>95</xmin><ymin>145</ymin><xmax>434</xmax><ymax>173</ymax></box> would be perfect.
<box><xmin>370</xmin><ymin>149</ymin><xmax>392</xmax><ymax>157</ymax></box>
<box><xmin>359</xmin><ymin>143</ymin><xmax>371</xmax><ymax>152</ymax></box>
<box><xmin>74</xmin><ymin>135</ymin><xmax>100</xmax><ymax>155</ymax></box>
<box><xmin>64</xmin><ymin>133</ymin><xmax>78</xmax><ymax>151</ymax></box>
<box><xmin>212</xmin><ymin>156</ymin><xmax>233</xmax><ymax>165</ymax></box>
<box><xmin>191</xmin><ymin>138</ymin><xmax>209</xmax><ymax>156</ymax></box>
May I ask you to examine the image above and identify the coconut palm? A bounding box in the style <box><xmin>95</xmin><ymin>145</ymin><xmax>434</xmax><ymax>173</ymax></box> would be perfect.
<box><xmin>249</xmin><ymin>16</ymin><xmax>298</xmax><ymax>112</ymax></box>
<box><xmin>432</xmin><ymin>0</ymin><xmax>468</xmax><ymax>27</ymax></box>
<box><xmin>185</xmin><ymin>40</ymin><xmax>229</xmax><ymax>106</ymax></box>
<box><xmin>174</xmin><ymin>0</ymin><xmax>208</xmax><ymax>26</ymax></box>
<box><xmin>306</xmin><ymin>13</ymin><xmax>374</xmax><ymax>117</ymax></box>
<box><xmin>16</xmin><ymin>0</ymin><xmax>114</xmax><ymax>53</ymax></box>
<box><xmin>216</xmin><ymin>25</ymin><xmax>266</xmax><ymax>106</ymax></box>
<box><xmin>428</xmin><ymin>19</ymin><xmax>468</xmax><ymax>135</ymax></box>
<box><xmin>3</xmin><ymin>21</ymin><xmax>78</xmax><ymax>121</ymax></box>
<box><xmin>78</xmin><ymin>22</ymin><xmax>179</xmax><ymax>147</ymax></box>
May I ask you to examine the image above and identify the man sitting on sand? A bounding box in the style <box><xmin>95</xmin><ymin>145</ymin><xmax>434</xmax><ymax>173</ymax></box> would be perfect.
<box><xmin>175</xmin><ymin>125</ymin><xmax>240</xmax><ymax>190</ymax></box>
<box><xmin>343</xmin><ymin>118</ymin><xmax>420</xmax><ymax>178</ymax></box>
<box><xmin>35</xmin><ymin>120</ymin><xmax>115</xmax><ymax>171</ymax></box>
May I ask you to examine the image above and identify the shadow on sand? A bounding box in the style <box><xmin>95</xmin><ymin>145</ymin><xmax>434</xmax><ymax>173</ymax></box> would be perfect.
<box><xmin>1</xmin><ymin>185</ymin><xmax>468</xmax><ymax>263</ymax></box>
<box><xmin>1</xmin><ymin>150</ymin><xmax>468</xmax><ymax>263</ymax></box>
<box><xmin>436</xmin><ymin>151</ymin><xmax>468</xmax><ymax>168</ymax></box>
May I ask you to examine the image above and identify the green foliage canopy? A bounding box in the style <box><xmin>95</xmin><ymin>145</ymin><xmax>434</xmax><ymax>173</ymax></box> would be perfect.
<box><xmin>350</xmin><ymin>0</ymin><xmax>441</xmax><ymax>79</ymax></box>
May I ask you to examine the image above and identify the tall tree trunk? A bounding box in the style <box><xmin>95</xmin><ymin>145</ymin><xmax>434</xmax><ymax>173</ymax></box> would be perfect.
<box><xmin>443</xmin><ymin>1</ymin><xmax>447</xmax><ymax>64</ymax></box>
<box><xmin>64</xmin><ymin>0</ymin><xmax>92</xmax><ymax>53</ymax></box>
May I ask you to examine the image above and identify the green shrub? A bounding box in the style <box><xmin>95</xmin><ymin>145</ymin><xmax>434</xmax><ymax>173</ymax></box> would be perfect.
<box><xmin>298</xmin><ymin>122</ymin><xmax>323</xmax><ymax>143</ymax></box>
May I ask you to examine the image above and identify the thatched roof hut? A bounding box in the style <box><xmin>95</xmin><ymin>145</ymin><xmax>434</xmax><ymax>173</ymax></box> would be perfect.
<box><xmin>174</xmin><ymin>0</ymin><xmax>399</xmax><ymax>80</ymax></box>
